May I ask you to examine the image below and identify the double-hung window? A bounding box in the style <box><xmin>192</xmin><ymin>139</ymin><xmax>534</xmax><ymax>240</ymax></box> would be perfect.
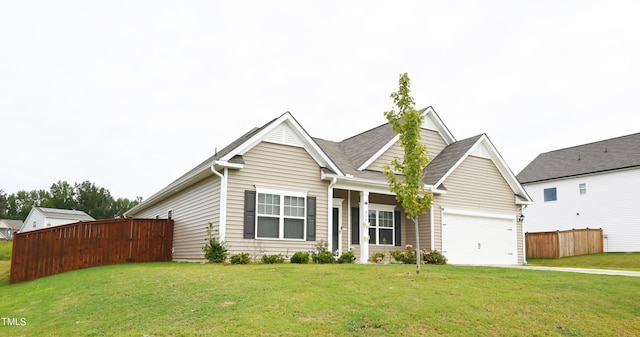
<box><xmin>368</xmin><ymin>204</ymin><xmax>395</xmax><ymax>245</ymax></box>
<box><xmin>256</xmin><ymin>188</ymin><xmax>306</xmax><ymax>240</ymax></box>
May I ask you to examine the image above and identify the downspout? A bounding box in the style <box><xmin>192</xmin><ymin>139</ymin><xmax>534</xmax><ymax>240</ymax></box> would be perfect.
<box><xmin>327</xmin><ymin>177</ymin><xmax>337</xmax><ymax>253</ymax></box>
<box><xmin>210</xmin><ymin>165</ymin><xmax>228</xmax><ymax>241</ymax></box>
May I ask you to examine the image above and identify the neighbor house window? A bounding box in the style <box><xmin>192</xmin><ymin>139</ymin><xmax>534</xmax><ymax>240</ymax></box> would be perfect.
<box><xmin>33</xmin><ymin>221</ymin><xmax>36</xmax><ymax>228</ymax></box>
<box><xmin>543</xmin><ymin>187</ymin><xmax>557</xmax><ymax>202</ymax></box>
<box><xmin>368</xmin><ymin>204</ymin><xmax>395</xmax><ymax>245</ymax></box>
<box><xmin>256</xmin><ymin>188</ymin><xmax>306</xmax><ymax>240</ymax></box>
<box><xmin>579</xmin><ymin>183</ymin><xmax>587</xmax><ymax>195</ymax></box>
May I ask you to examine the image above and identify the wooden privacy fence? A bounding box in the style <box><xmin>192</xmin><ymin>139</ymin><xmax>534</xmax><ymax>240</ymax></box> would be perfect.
<box><xmin>10</xmin><ymin>218</ymin><xmax>173</xmax><ymax>284</ymax></box>
<box><xmin>525</xmin><ymin>228</ymin><xmax>603</xmax><ymax>259</ymax></box>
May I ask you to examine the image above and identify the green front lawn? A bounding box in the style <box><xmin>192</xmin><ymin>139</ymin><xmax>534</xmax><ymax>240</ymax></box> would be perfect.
<box><xmin>528</xmin><ymin>252</ymin><xmax>640</xmax><ymax>271</ymax></box>
<box><xmin>0</xmin><ymin>262</ymin><xmax>638</xmax><ymax>336</ymax></box>
<box><xmin>0</xmin><ymin>241</ymin><xmax>12</xmax><ymax>261</ymax></box>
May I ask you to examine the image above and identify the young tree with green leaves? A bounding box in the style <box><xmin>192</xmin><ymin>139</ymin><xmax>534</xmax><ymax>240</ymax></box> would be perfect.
<box><xmin>383</xmin><ymin>72</ymin><xmax>433</xmax><ymax>274</ymax></box>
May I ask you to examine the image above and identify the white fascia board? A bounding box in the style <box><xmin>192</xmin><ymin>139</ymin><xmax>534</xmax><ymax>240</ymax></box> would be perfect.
<box><xmin>221</xmin><ymin>112</ymin><xmax>345</xmax><ymax>176</ymax></box>
<box><xmin>220</xmin><ymin>113</ymin><xmax>290</xmax><ymax>160</ymax></box>
<box><xmin>424</xmin><ymin>107</ymin><xmax>456</xmax><ymax>145</ymax></box>
<box><xmin>357</xmin><ymin>134</ymin><xmax>399</xmax><ymax>171</ymax></box>
<box><xmin>213</xmin><ymin>160</ymin><xmax>244</xmax><ymax>170</ymax></box>
<box><xmin>434</xmin><ymin>135</ymin><xmax>532</xmax><ymax>204</ymax></box>
<box><xmin>357</xmin><ymin>108</ymin><xmax>454</xmax><ymax>172</ymax></box>
<box><xmin>322</xmin><ymin>172</ymin><xmax>442</xmax><ymax>196</ymax></box>
<box><xmin>441</xmin><ymin>207</ymin><xmax>516</xmax><ymax>221</ymax></box>
<box><xmin>478</xmin><ymin>135</ymin><xmax>533</xmax><ymax>204</ymax></box>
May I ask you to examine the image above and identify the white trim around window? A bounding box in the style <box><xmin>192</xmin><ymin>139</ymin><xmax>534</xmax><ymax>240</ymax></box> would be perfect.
<box><xmin>368</xmin><ymin>203</ymin><xmax>396</xmax><ymax>246</ymax></box>
<box><xmin>255</xmin><ymin>187</ymin><xmax>308</xmax><ymax>241</ymax></box>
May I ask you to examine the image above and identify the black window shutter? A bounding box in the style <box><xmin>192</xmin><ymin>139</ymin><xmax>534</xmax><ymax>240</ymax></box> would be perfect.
<box><xmin>351</xmin><ymin>207</ymin><xmax>360</xmax><ymax>244</ymax></box>
<box><xmin>306</xmin><ymin>197</ymin><xmax>316</xmax><ymax>241</ymax></box>
<box><xmin>394</xmin><ymin>211</ymin><xmax>402</xmax><ymax>246</ymax></box>
<box><xmin>244</xmin><ymin>190</ymin><xmax>256</xmax><ymax>239</ymax></box>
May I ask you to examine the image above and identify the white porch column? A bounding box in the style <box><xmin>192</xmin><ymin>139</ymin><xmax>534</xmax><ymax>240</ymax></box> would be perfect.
<box><xmin>359</xmin><ymin>190</ymin><xmax>370</xmax><ymax>263</ymax></box>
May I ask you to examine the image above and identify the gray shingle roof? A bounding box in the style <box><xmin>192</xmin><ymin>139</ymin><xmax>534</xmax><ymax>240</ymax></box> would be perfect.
<box><xmin>423</xmin><ymin>135</ymin><xmax>484</xmax><ymax>186</ymax></box>
<box><xmin>0</xmin><ymin>219</ymin><xmax>24</xmax><ymax>230</ymax></box>
<box><xmin>517</xmin><ymin>132</ymin><xmax>640</xmax><ymax>184</ymax></box>
<box><xmin>338</xmin><ymin>124</ymin><xmax>397</xmax><ymax>170</ymax></box>
<box><xmin>37</xmin><ymin>207</ymin><xmax>95</xmax><ymax>221</ymax></box>
<box><xmin>169</xmin><ymin>126</ymin><xmax>263</xmax><ymax>185</ymax></box>
<box><xmin>315</xmin><ymin>127</ymin><xmax>484</xmax><ymax>187</ymax></box>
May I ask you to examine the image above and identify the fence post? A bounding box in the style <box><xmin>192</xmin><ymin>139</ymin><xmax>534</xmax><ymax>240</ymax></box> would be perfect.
<box><xmin>556</xmin><ymin>230</ymin><xmax>560</xmax><ymax>258</ymax></box>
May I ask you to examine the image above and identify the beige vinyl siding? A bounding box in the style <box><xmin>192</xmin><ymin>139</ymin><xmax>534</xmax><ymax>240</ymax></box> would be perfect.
<box><xmin>403</xmin><ymin>210</ymin><xmax>433</xmax><ymax>251</ymax></box>
<box><xmin>225</xmin><ymin>141</ymin><xmax>329</xmax><ymax>258</ymax></box>
<box><xmin>130</xmin><ymin>175</ymin><xmax>221</xmax><ymax>261</ymax></box>
<box><xmin>368</xmin><ymin>129</ymin><xmax>448</xmax><ymax>172</ymax></box>
<box><xmin>436</xmin><ymin>156</ymin><xmax>516</xmax><ymax>212</ymax></box>
<box><xmin>340</xmin><ymin>190</ymin><xmax>407</xmax><ymax>261</ymax></box>
<box><xmin>433</xmin><ymin>155</ymin><xmax>523</xmax><ymax>262</ymax></box>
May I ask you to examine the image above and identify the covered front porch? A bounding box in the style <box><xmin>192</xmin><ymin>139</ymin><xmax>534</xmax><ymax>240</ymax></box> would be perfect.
<box><xmin>328</xmin><ymin>188</ymin><xmax>434</xmax><ymax>263</ymax></box>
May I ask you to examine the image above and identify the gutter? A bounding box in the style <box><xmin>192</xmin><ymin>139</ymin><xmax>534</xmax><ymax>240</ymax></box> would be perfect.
<box><xmin>321</xmin><ymin>171</ymin><xmax>447</xmax><ymax>195</ymax></box>
<box><xmin>126</xmin><ymin>160</ymin><xmax>243</xmax><ymax>217</ymax></box>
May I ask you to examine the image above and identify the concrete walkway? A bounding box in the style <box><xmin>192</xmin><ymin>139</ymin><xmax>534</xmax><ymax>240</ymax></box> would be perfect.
<box><xmin>507</xmin><ymin>265</ymin><xmax>640</xmax><ymax>277</ymax></box>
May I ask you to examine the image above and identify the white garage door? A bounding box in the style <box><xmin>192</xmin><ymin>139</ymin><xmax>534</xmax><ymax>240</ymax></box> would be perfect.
<box><xmin>442</xmin><ymin>209</ymin><xmax>518</xmax><ymax>265</ymax></box>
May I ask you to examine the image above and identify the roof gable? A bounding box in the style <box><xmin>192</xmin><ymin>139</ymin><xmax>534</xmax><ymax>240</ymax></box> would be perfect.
<box><xmin>356</xmin><ymin>107</ymin><xmax>456</xmax><ymax>171</ymax></box>
<box><xmin>127</xmin><ymin>112</ymin><xmax>343</xmax><ymax>216</ymax></box>
<box><xmin>517</xmin><ymin>132</ymin><xmax>640</xmax><ymax>184</ymax></box>
<box><xmin>425</xmin><ymin>134</ymin><xmax>531</xmax><ymax>203</ymax></box>
<box><xmin>220</xmin><ymin>112</ymin><xmax>343</xmax><ymax>175</ymax></box>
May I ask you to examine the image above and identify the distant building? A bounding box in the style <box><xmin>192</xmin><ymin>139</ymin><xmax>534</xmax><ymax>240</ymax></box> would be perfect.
<box><xmin>0</xmin><ymin>219</ymin><xmax>23</xmax><ymax>240</ymax></box>
<box><xmin>19</xmin><ymin>207</ymin><xmax>95</xmax><ymax>233</ymax></box>
<box><xmin>517</xmin><ymin>133</ymin><xmax>640</xmax><ymax>252</ymax></box>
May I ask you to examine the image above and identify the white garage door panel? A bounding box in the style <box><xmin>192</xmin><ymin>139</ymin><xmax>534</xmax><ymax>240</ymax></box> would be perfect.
<box><xmin>442</xmin><ymin>212</ymin><xmax>517</xmax><ymax>265</ymax></box>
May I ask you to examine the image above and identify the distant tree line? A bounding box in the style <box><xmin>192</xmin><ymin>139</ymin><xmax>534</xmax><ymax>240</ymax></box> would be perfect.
<box><xmin>0</xmin><ymin>181</ymin><xmax>142</xmax><ymax>221</ymax></box>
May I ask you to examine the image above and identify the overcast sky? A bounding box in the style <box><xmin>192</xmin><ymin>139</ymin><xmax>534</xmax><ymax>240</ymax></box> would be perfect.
<box><xmin>1</xmin><ymin>1</ymin><xmax>638</xmax><ymax>200</ymax></box>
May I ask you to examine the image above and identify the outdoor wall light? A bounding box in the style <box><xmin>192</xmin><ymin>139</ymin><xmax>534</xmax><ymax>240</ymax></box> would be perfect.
<box><xmin>517</xmin><ymin>214</ymin><xmax>525</xmax><ymax>223</ymax></box>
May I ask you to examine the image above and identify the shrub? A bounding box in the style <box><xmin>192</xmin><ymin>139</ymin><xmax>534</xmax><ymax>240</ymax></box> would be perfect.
<box><xmin>313</xmin><ymin>252</ymin><xmax>335</xmax><ymax>264</ymax></box>
<box><xmin>312</xmin><ymin>240</ymin><xmax>335</xmax><ymax>264</ymax></box>
<box><xmin>390</xmin><ymin>245</ymin><xmax>417</xmax><ymax>264</ymax></box>
<box><xmin>290</xmin><ymin>252</ymin><xmax>310</xmax><ymax>264</ymax></box>
<box><xmin>369</xmin><ymin>252</ymin><xmax>386</xmax><ymax>263</ymax></box>
<box><xmin>337</xmin><ymin>251</ymin><xmax>355</xmax><ymax>264</ymax></box>
<box><xmin>202</xmin><ymin>222</ymin><xmax>228</xmax><ymax>263</ymax></box>
<box><xmin>230</xmin><ymin>252</ymin><xmax>251</xmax><ymax>264</ymax></box>
<box><xmin>422</xmin><ymin>249</ymin><xmax>447</xmax><ymax>265</ymax></box>
<box><xmin>261</xmin><ymin>254</ymin><xmax>285</xmax><ymax>264</ymax></box>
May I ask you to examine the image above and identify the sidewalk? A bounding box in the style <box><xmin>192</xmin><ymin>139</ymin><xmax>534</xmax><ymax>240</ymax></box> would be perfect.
<box><xmin>509</xmin><ymin>265</ymin><xmax>640</xmax><ymax>277</ymax></box>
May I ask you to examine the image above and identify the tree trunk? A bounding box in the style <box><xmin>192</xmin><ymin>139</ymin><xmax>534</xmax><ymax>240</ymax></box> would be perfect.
<box><xmin>413</xmin><ymin>216</ymin><xmax>420</xmax><ymax>274</ymax></box>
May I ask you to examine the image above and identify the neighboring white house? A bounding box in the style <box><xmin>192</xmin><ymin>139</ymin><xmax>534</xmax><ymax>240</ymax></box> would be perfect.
<box><xmin>19</xmin><ymin>207</ymin><xmax>95</xmax><ymax>233</ymax></box>
<box><xmin>0</xmin><ymin>219</ymin><xmax>23</xmax><ymax>240</ymax></box>
<box><xmin>517</xmin><ymin>133</ymin><xmax>640</xmax><ymax>252</ymax></box>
